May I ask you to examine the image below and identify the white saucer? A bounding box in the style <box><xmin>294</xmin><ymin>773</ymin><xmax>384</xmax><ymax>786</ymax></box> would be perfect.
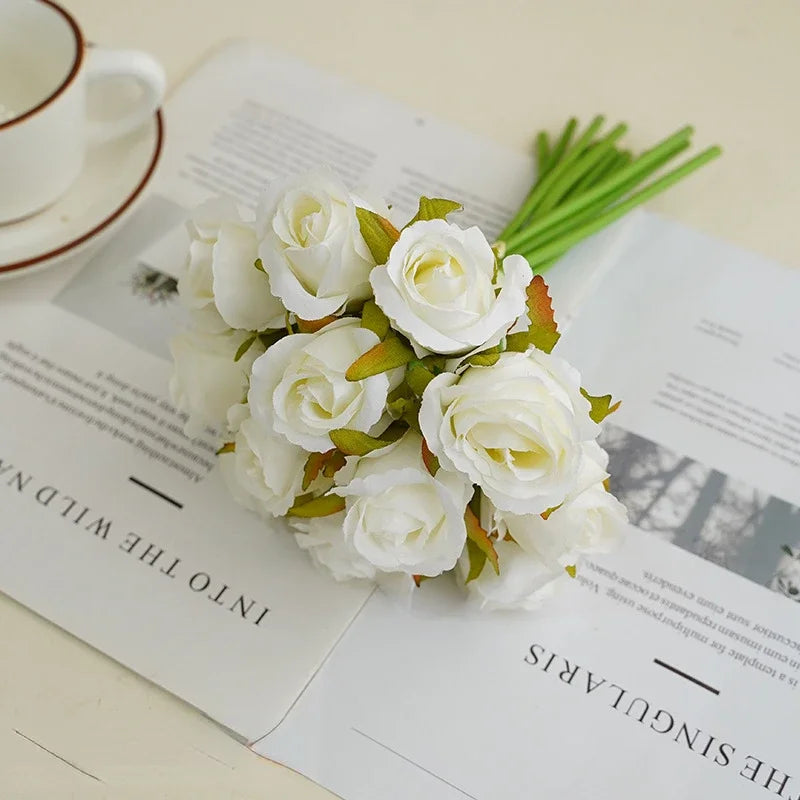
<box><xmin>0</xmin><ymin>110</ymin><xmax>164</xmax><ymax>281</ymax></box>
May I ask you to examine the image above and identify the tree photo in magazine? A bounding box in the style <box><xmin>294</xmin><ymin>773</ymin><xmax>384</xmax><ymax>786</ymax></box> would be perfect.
<box><xmin>602</xmin><ymin>424</ymin><xmax>800</xmax><ymax>601</ymax></box>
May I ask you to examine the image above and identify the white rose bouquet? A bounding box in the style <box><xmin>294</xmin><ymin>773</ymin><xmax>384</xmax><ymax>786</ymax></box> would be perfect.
<box><xmin>171</xmin><ymin>118</ymin><xmax>720</xmax><ymax>609</ymax></box>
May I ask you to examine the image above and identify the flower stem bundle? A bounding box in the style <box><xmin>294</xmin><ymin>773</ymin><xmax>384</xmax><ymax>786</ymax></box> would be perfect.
<box><xmin>498</xmin><ymin>117</ymin><xmax>721</xmax><ymax>271</ymax></box>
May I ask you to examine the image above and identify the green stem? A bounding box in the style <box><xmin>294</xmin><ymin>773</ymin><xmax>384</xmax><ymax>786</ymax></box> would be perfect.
<box><xmin>519</xmin><ymin>187</ymin><xmax>624</xmax><ymax>253</ymax></box>
<box><xmin>533</xmin><ymin>122</ymin><xmax>628</xmax><ymax>217</ymax></box>
<box><xmin>535</xmin><ymin>131</ymin><xmax>550</xmax><ymax>176</ymax></box>
<box><xmin>517</xmin><ymin>140</ymin><xmax>689</xmax><ymax>251</ymax></box>
<box><xmin>500</xmin><ymin>115</ymin><xmax>605</xmax><ymax>240</ymax></box>
<box><xmin>541</xmin><ymin>117</ymin><xmax>577</xmax><ymax>176</ymax></box>
<box><xmin>517</xmin><ymin>146</ymin><xmax>722</xmax><ymax>267</ymax></box>
<box><xmin>520</xmin><ymin>174</ymin><xmax>643</xmax><ymax>254</ymax></box>
<box><xmin>500</xmin><ymin>121</ymin><xmax>572</xmax><ymax>244</ymax></box>
<box><xmin>504</xmin><ymin>126</ymin><xmax>693</xmax><ymax>251</ymax></box>
<box><xmin>565</xmin><ymin>149</ymin><xmax>630</xmax><ymax>200</ymax></box>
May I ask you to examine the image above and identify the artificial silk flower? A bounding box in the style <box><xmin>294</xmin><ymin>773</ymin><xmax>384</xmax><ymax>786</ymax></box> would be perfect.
<box><xmin>506</xmin><ymin>441</ymin><xmax>627</xmax><ymax>565</ymax></box>
<box><xmin>169</xmin><ymin>326</ymin><xmax>264</xmax><ymax>437</ymax></box>
<box><xmin>219</xmin><ymin>404</ymin><xmax>310</xmax><ymax>518</ymax></box>
<box><xmin>333</xmin><ymin>432</ymin><xmax>472</xmax><ymax>577</ymax></box>
<box><xmin>247</xmin><ymin>318</ymin><xmax>397</xmax><ymax>453</ymax></box>
<box><xmin>173</xmin><ymin>114</ymin><xmax>724</xmax><ymax>608</ymax></box>
<box><xmin>291</xmin><ymin>512</ymin><xmax>376</xmax><ymax>582</ymax></box>
<box><xmin>256</xmin><ymin>169</ymin><xmax>379</xmax><ymax>320</ymax></box>
<box><xmin>419</xmin><ymin>348</ymin><xmax>597</xmax><ymax>515</ymax></box>
<box><xmin>457</xmin><ymin>537</ymin><xmax>562</xmax><ymax>612</ymax></box>
<box><xmin>370</xmin><ymin>219</ymin><xmax>530</xmax><ymax>355</ymax></box>
<box><xmin>179</xmin><ymin>198</ymin><xmax>284</xmax><ymax>331</ymax></box>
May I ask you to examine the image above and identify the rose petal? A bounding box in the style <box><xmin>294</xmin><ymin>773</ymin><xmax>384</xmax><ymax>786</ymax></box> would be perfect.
<box><xmin>212</xmin><ymin>221</ymin><xmax>284</xmax><ymax>330</ymax></box>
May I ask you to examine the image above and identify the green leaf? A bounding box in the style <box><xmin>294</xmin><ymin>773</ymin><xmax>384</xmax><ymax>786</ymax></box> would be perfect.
<box><xmin>387</xmin><ymin>382</ymin><xmax>413</xmax><ymax>403</ymax></box>
<box><xmin>355</xmin><ymin>207</ymin><xmax>400</xmax><ymax>265</ymax></box>
<box><xmin>421</xmin><ymin>438</ymin><xmax>439</xmax><ymax>476</ymax></box>
<box><xmin>302</xmin><ymin>449</ymin><xmax>348</xmax><ymax>489</ymax></box>
<box><xmin>523</xmin><ymin>275</ymin><xmax>560</xmax><ymax>354</ymax></box>
<box><xmin>322</xmin><ymin>450</ymin><xmax>347</xmax><ymax>478</ymax></box>
<box><xmin>292</xmin><ymin>492</ymin><xmax>314</xmax><ymax>506</ymax></box>
<box><xmin>468</xmin><ymin>487</ymin><xmax>482</xmax><ymax>518</ymax></box>
<box><xmin>345</xmin><ymin>336</ymin><xmax>415</xmax><ymax>381</ymax></box>
<box><xmin>329</xmin><ymin>426</ymin><xmax>404</xmax><ymax>456</ymax></box>
<box><xmin>296</xmin><ymin>315</ymin><xmax>338</xmax><ymax>333</ymax></box>
<box><xmin>401</xmin><ymin>403</ymin><xmax>422</xmax><ymax>433</ymax></box>
<box><xmin>540</xmin><ymin>503</ymin><xmax>562</xmax><ymax>520</ymax></box>
<box><xmin>254</xmin><ymin>258</ymin><xmax>265</xmax><ymax>273</ymax></box>
<box><xmin>387</xmin><ymin>395</ymin><xmax>413</xmax><ymax>419</ymax></box>
<box><xmin>421</xmin><ymin>354</ymin><xmax>448</xmax><ymax>374</ymax></box>
<box><xmin>216</xmin><ymin>441</ymin><xmax>235</xmax><ymax>455</ymax></box>
<box><xmin>303</xmin><ymin>450</ymin><xmax>333</xmax><ymax>491</ymax></box>
<box><xmin>464</xmin><ymin>538</ymin><xmax>487</xmax><ymax>583</ymax></box>
<box><xmin>360</xmin><ymin>300</ymin><xmax>390</xmax><ymax>340</ymax></box>
<box><xmin>234</xmin><ymin>333</ymin><xmax>257</xmax><ymax>362</ymax></box>
<box><xmin>782</xmin><ymin>545</ymin><xmax>795</xmax><ymax>557</ymax></box>
<box><xmin>466</xmin><ymin>350</ymin><xmax>501</xmax><ymax>367</ymax></box>
<box><xmin>581</xmin><ymin>388</ymin><xmax>621</xmax><ymax>424</ymax></box>
<box><xmin>408</xmin><ymin>197</ymin><xmax>463</xmax><ymax>226</ymax></box>
<box><xmin>565</xmin><ymin>564</ymin><xmax>577</xmax><ymax>578</ymax></box>
<box><xmin>504</xmin><ymin>332</ymin><xmax>533</xmax><ymax>352</ymax></box>
<box><xmin>386</xmin><ymin>381</ymin><xmax>414</xmax><ymax>418</ymax></box>
<box><xmin>406</xmin><ymin>363</ymin><xmax>435</xmax><ymax>396</ymax></box>
<box><xmin>287</xmin><ymin>493</ymin><xmax>346</xmax><ymax>518</ymax></box>
<box><xmin>464</xmin><ymin>505</ymin><xmax>499</xmax><ymax>576</ymax></box>
<box><xmin>258</xmin><ymin>329</ymin><xmax>290</xmax><ymax>349</ymax></box>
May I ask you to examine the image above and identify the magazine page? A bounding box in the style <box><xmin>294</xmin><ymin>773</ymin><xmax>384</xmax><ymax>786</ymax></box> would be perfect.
<box><xmin>255</xmin><ymin>213</ymin><xmax>800</xmax><ymax>798</ymax></box>
<box><xmin>0</xmin><ymin>41</ymin><xmax>624</xmax><ymax>742</ymax></box>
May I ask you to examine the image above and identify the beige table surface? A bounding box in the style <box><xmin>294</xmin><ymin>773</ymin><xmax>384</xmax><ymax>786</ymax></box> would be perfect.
<box><xmin>1</xmin><ymin>0</ymin><xmax>799</xmax><ymax>797</ymax></box>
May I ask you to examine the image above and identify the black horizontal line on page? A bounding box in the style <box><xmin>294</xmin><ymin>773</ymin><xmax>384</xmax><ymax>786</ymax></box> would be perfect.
<box><xmin>654</xmin><ymin>658</ymin><xmax>720</xmax><ymax>696</ymax></box>
<box><xmin>351</xmin><ymin>727</ymin><xmax>479</xmax><ymax>800</ymax></box>
<box><xmin>128</xmin><ymin>476</ymin><xmax>183</xmax><ymax>509</ymax></box>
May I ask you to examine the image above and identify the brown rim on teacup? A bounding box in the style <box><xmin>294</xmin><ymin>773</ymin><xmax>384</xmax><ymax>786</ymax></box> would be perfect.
<box><xmin>0</xmin><ymin>109</ymin><xmax>164</xmax><ymax>275</ymax></box>
<box><xmin>0</xmin><ymin>0</ymin><xmax>85</xmax><ymax>132</ymax></box>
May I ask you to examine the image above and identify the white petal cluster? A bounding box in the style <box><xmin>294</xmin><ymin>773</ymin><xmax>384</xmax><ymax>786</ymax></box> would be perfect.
<box><xmin>169</xmin><ymin>170</ymin><xmax>625</xmax><ymax>611</ymax></box>
<box><xmin>371</xmin><ymin>220</ymin><xmax>529</xmax><ymax>355</ymax></box>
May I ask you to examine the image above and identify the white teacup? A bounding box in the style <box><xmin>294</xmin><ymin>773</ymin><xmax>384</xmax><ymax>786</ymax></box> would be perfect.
<box><xmin>0</xmin><ymin>0</ymin><xmax>166</xmax><ymax>224</ymax></box>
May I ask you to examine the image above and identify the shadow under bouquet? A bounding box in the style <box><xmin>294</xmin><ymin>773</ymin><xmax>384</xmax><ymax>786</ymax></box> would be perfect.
<box><xmin>169</xmin><ymin>119</ymin><xmax>719</xmax><ymax>609</ymax></box>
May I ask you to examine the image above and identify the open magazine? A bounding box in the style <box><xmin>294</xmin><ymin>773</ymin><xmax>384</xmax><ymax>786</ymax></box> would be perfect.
<box><xmin>1</xmin><ymin>42</ymin><xmax>798</xmax><ymax>798</ymax></box>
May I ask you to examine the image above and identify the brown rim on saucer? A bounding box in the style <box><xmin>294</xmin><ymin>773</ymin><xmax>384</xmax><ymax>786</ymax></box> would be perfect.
<box><xmin>0</xmin><ymin>109</ymin><xmax>164</xmax><ymax>275</ymax></box>
<box><xmin>0</xmin><ymin>0</ymin><xmax>85</xmax><ymax>132</ymax></box>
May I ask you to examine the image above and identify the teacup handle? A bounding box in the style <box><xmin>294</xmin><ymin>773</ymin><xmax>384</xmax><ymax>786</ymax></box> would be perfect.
<box><xmin>86</xmin><ymin>47</ymin><xmax>166</xmax><ymax>143</ymax></box>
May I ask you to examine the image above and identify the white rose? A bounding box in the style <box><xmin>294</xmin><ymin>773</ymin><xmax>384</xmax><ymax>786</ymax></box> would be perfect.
<box><xmin>219</xmin><ymin>405</ymin><xmax>308</xmax><ymax>518</ymax></box>
<box><xmin>169</xmin><ymin>327</ymin><xmax>264</xmax><ymax>436</ymax></box>
<box><xmin>256</xmin><ymin>169</ymin><xmax>377</xmax><ymax>319</ymax></box>
<box><xmin>248</xmin><ymin>318</ymin><xmax>395</xmax><ymax>453</ymax></box>
<box><xmin>179</xmin><ymin>198</ymin><xmax>284</xmax><ymax>331</ymax></box>
<box><xmin>522</xmin><ymin>442</ymin><xmax>627</xmax><ymax>562</ymax></box>
<box><xmin>461</xmin><ymin>445</ymin><xmax>626</xmax><ymax>610</ymax></box>
<box><xmin>291</xmin><ymin>512</ymin><xmax>376</xmax><ymax>582</ymax></box>
<box><xmin>370</xmin><ymin>219</ymin><xmax>530</xmax><ymax>355</ymax></box>
<box><xmin>458</xmin><ymin>538</ymin><xmax>561</xmax><ymax>612</ymax></box>
<box><xmin>291</xmin><ymin>514</ymin><xmax>418</xmax><ymax>598</ymax></box>
<box><xmin>492</xmin><ymin>443</ymin><xmax>626</xmax><ymax>568</ymax></box>
<box><xmin>419</xmin><ymin>349</ymin><xmax>597</xmax><ymax>515</ymax></box>
<box><xmin>333</xmin><ymin>432</ymin><xmax>471</xmax><ymax>577</ymax></box>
